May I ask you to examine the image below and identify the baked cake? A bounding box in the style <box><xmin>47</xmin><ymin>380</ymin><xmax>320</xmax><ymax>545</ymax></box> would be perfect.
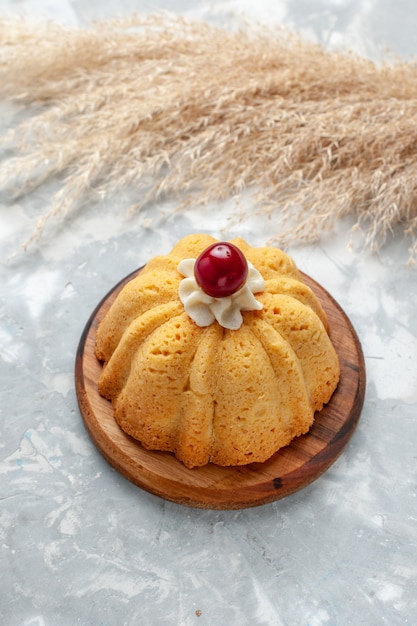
<box><xmin>95</xmin><ymin>234</ymin><xmax>340</xmax><ymax>468</ymax></box>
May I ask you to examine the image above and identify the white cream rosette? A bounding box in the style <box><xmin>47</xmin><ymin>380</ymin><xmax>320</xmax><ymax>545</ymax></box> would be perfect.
<box><xmin>177</xmin><ymin>258</ymin><xmax>265</xmax><ymax>330</ymax></box>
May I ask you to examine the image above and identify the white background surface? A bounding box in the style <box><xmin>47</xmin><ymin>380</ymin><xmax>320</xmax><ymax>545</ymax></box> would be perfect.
<box><xmin>1</xmin><ymin>1</ymin><xmax>416</xmax><ymax>625</ymax></box>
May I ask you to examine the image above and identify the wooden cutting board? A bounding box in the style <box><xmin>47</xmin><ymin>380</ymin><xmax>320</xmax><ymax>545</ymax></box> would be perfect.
<box><xmin>75</xmin><ymin>268</ymin><xmax>365</xmax><ymax>509</ymax></box>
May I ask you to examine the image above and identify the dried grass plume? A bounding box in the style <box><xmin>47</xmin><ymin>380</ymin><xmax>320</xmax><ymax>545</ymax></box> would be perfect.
<box><xmin>1</xmin><ymin>13</ymin><xmax>417</xmax><ymax>260</ymax></box>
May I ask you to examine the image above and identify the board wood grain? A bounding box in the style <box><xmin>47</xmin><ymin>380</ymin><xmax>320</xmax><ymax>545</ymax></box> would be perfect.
<box><xmin>75</xmin><ymin>269</ymin><xmax>366</xmax><ymax>509</ymax></box>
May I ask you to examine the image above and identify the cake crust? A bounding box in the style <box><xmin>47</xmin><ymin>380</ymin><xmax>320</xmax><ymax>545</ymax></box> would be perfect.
<box><xmin>95</xmin><ymin>234</ymin><xmax>340</xmax><ymax>468</ymax></box>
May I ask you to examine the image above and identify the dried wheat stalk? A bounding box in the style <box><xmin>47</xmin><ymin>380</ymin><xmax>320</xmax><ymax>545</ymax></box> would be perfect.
<box><xmin>1</xmin><ymin>13</ymin><xmax>417</xmax><ymax>260</ymax></box>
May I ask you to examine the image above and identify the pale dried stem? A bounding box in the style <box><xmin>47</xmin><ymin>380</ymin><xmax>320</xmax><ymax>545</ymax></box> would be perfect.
<box><xmin>1</xmin><ymin>14</ymin><xmax>417</xmax><ymax>259</ymax></box>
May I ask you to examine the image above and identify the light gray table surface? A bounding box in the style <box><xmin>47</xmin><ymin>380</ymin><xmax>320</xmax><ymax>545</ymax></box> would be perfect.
<box><xmin>1</xmin><ymin>1</ymin><xmax>416</xmax><ymax>625</ymax></box>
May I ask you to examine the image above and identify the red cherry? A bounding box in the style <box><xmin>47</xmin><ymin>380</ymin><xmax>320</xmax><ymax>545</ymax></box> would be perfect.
<box><xmin>194</xmin><ymin>242</ymin><xmax>248</xmax><ymax>298</ymax></box>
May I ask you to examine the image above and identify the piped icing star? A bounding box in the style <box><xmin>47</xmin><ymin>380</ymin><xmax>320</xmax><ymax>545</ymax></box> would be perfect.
<box><xmin>178</xmin><ymin>257</ymin><xmax>265</xmax><ymax>330</ymax></box>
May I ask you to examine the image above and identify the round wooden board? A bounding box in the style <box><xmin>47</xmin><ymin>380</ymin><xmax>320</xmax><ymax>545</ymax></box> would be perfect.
<box><xmin>75</xmin><ymin>268</ymin><xmax>365</xmax><ymax>510</ymax></box>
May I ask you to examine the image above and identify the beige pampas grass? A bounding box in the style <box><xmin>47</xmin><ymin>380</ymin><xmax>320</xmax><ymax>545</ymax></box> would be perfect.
<box><xmin>1</xmin><ymin>13</ymin><xmax>417</xmax><ymax>259</ymax></box>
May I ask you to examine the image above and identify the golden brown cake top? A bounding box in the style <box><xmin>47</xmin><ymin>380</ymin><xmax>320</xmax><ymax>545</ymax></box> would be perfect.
<box><xmin>96</xmin><ymin>233</ymin><xmax>328</xmax><ymax>362</ymax></box>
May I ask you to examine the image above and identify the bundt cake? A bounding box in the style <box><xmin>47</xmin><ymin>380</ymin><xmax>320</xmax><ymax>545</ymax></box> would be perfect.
<box><xmin>95</xmin><ymin>234</ymin><xmax>340</xmax><ymax>468</ymax></box>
